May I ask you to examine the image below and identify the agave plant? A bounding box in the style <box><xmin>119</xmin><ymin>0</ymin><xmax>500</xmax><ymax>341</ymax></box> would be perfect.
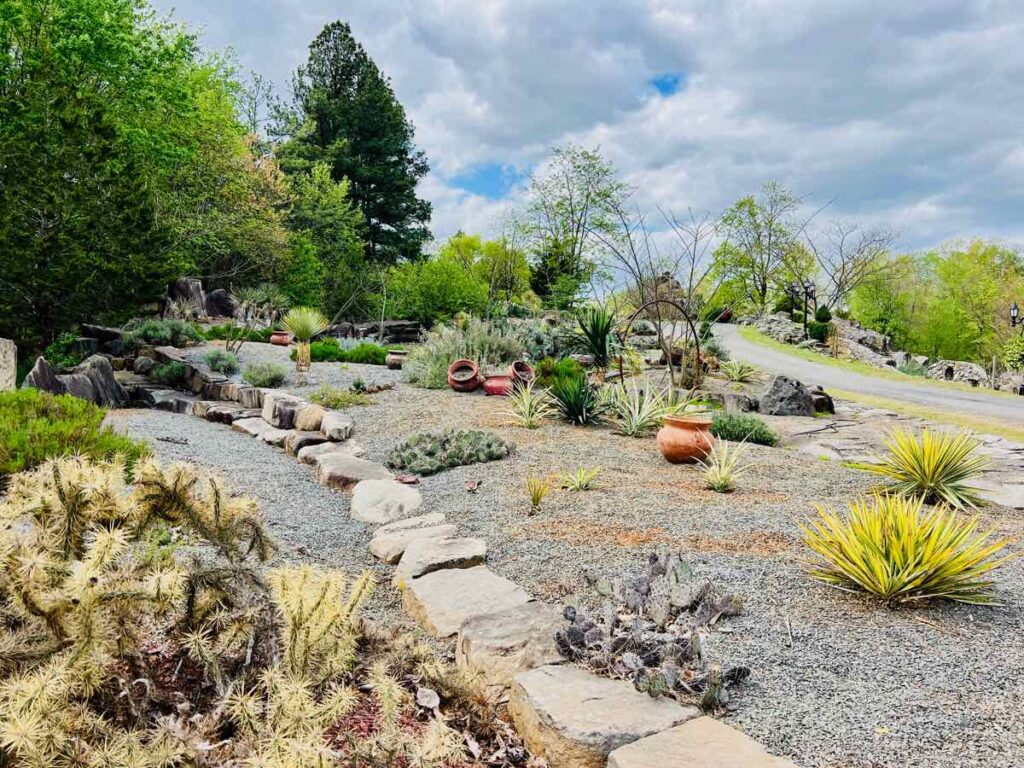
<box><xmin>697</xmin><ymin>440</ymin><xmax>753</xmax><ymax>493</ymax></box>
<box><xmin>857</xmin><ymin>427</ymin><xmax>989</xmax><ymax>508</ymax></box>
<box><xmin>603</xmin><ymin>383</ymin><xmax>690</xmax><ymax>437</ymax></box>
<box><xmin>549</xmin><ymin>374</ymin><xmax>606</xmax><ymax>426</ymax></box>
<box><xmin>801</xmin><ymin>493</ymin><xmax>1017</xmax><ymax>605</ymax></box>
<box><xmin>558</xmin><ymin>466</ymin><xmax>601</xmax><ymax>491</ymax></box>
<box><xmin>572</xmin><ymin>307</ymin><xmax>616</xmax><ymax>373</ymax></box>
<box><xmin>283</xmin><ymin>307</ymin><xmax>330</xmax><ymax>373</ymax></box>
<box><xmin>504</xmin><ymin>380</ymin><xmax>553</xmax><ymax>428</ymax></box>
<box><xmin>719</xmin><ymin>359</ymin><xmax>760</xmax><ymax>383</ymax></box>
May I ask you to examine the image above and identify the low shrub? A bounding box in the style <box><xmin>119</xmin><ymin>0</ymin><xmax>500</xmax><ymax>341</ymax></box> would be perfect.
<box><xmin>807</xmin><ymin>320</ymin><xmax>831</xmax><ymax>343</ymax></box>
<box><xmin>343</xmin><ymin>342</ymin><xmax>388</xmax><ymax>365</ymax></box>
<box><xmin>291</xmin><ymin>338</ymin><xmax>390</xmax><ymax>364</ymax></box>
<box><xmin>801</xmin><ymin>493</ymin><xmax>1017</xmax><ymax>604</ymax></box>
<box><xmin>550</xmin><ymin>374</ymin><xmax>606</xmax><ymax>426</ymax></box>
<box><xmin>308</xmin><ymin>385</ymin><xmax>372</xmax><ymax>409</ymax></box>
<box><xmin>123</xmin><ymin>317</ymin><xmax>201</xmax><ymax>348</ymax></box>
<box><xmin>149</xmin><ymin>360</ymin><xmax>188</xmax><ymax>386</ymax></box>
<box><xmin>201</xmin><ymin>324</ymin><xmax>274</xmax><ymax>343</ymax></box>
<box><xmin>857</xmin><ymin>427</ymin><xmax>988</xmax><ymax>509</ymax></box>
<box><xmin>710</xmin><ymin>412</ymin><xmax>779</xmax><ymax>446</ymax></box>
<box><xmin>243</xmin><ymin>361</ymin><xmax>287</xmax><ymax>388</ymax></box>
<box><xmin>1002</xmin><ymin>335</ymin><xmax>1024</xmax><ymax>372</ymax></box>
<box><xmin>534</xmin><ymin>356</ymin><xmax>585</xmax><ymax>388</ymax></box>
<box><xmin>386</xmin><ymin>429</ymin><xmax>514</xmax><ymax>476</ymax></box>
<box><xmin>897</xmin><ymin>359</ymin><xmax>928</xmax><ymax>376</ymax></box>
<box><xmin>42</xmin><ymin>331</ymin><xmax>87</xmax><ymax>368</ymax></box>
<box><xmin>203</xmin><ymin>349</ymin><xmax>240</xmax><ymax>374</ymax></box>
<box><xmin>814</xmin><ymin>305</ymin><xmax>833</xmax><ymax>323</ymax></box>
<box><xmin>405</xmin><ymin>318</ymin><xmax>525</xmax><ymax>389</ymax></box>
<box><xmin>0</xmin><ymin>389</ymin><xmax>148</xmax><ymax>476</ymax></box>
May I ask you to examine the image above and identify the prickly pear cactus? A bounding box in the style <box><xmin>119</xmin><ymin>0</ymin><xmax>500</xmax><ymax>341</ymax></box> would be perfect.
<box><xmin>386</xmin><ymin>429</ymin><xmax>514</xmax><ymax>476</ymax></box>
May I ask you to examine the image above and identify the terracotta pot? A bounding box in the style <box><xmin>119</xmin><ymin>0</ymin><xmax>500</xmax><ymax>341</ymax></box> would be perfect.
<box><xmin>447</xmin><ymin>359</ymin><xmax>481</xmax><ymax>392</ymax></box>
<box><xmin>386</xmin><ymin>350</ymin><xmax>408</xmax><ymax>370</ymax></box>
<box><xmin>656</xmin><ymin>415</ymin><xmax>714</xmax><ymax>463</ymax></box>
<box><xmin>483</xmin><ymin>374</ymin><xmax>514</xmax><ymax>396</ymax></box>
<box><xmin>509</xmin><ymin>360</ymin><xmax>535</xmax><ymax>385</ymax></box>
<box><xmin>270</xmin><ymin>330</ymin><xmax>292</xmax><ymax>346</ymax></box>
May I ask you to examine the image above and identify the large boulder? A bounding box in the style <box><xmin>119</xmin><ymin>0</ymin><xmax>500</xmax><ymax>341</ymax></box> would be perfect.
<box><xmin>167</xmin><ymin>277</ymin><xmax>206</xmax><ymax>314</ymax></box>
<box><xmin>204</xmin><ymin>288</ymin><xmax>236</xmax><ymax>318</ymax></box>
<box><xmin>22</xmin><ymin>356</ymin><xmax>67</xmax><ymax>396</ymax></box>
<box><xmin>927</xmin><ymin>360</ymin><xmax>990</xmax><ymax>388</ymax></box>
<box><xmin>23</xmin><ymin>354</ymin><xmax>128</xmax><ymax>407</ymax></box>
<box><xmin>76</xmin><ymin>355</ymin><xmax>129</xmax><ymax>407</ymax></box>
<box><xmin>759</xmin><ymin>375</ymin><xmax>814</xmax><ymax>417</ymax></box>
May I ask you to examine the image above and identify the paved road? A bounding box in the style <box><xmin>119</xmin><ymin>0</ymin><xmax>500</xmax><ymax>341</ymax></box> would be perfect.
<box><xmin>714</xmin><ymin>324</ymin><xmax>1024</xmax><ymax>427</ymax></box>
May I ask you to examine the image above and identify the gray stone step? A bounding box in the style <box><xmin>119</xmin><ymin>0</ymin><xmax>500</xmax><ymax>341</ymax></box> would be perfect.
<box><xmin>393</xmin><ymin>536</ymin><xmax>487</xmax><ymax>585</ymax></box>
<box><xmin>316</xmin><ymin>456</ymin><xmax>392</xmax><ymax>491</ymax></box>
<box><xmin>296</xmin><ymin>440</ymin><xmax>366</xmax><ymax>466</ymax></box>
<box><xmin>284</xmin><ymin>430</ymin><xmax>329</xmax><ymax>456</ymax></box>
<box><xmin>294</xmin><ymin>402</ymin><xmax>326</xmax><ymax>431</ymax></box>
<box><xmin>321</xmin><ymin>411</ymin><xmax>354</xmax><ymax>440</ymax></box>
<box><xmin>401</xmin><ymin>565</ymin><xmax>531</xmax><ymax>638</ymax></box>
<box><xmin>261</xmin><ymin>427</ymin><xmax>293</xmax><ymax>447</ymax></box>
<box><xmin>349</xmin><ymin>478</ymin><xmax>420</xmax><ymax>522</ymax></box>
<box><xmin>508</xmin><ymin>665</ymin><xmax>699</xmax><ymax>768</ymax></box>
<box><xmin>606</xmin><ymin>716</ymin><xmax>799</xmax><ymax>768</ymax></box>
<box><xmin>456</xmin><ymin>602</ymin><xmax>564</xmax><ymax>692</ymax></box>
<box><xmin>232</xmin><ymin>417</ymin><xmax>274</xmax><ymax>438</ymax></box>
<box><xmin>370</xmin><ymin>521</ymin><xmax>455</xmax><ymax>564</ymax></box>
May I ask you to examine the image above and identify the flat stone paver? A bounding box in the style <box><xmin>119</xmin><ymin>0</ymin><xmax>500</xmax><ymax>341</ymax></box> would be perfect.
<box><xmin>321</xmin><ymin>411</ymin><xmax>354</xmax><ymax>441</ymax></box>
<box><xmin>296</xmin><ymin>440</ymin><xmax>365</xmax><ymax>465</ymax></box>
<box><xmin>261</xmin><ymin>427</ymin><xmax>293</xmax><ymax>447</ymax></box>
<box><xmin>284</xmin><ymin>430</ymin><xmax>329</xmax><ymax>456</ymax></box>
<box><xmin>456</xmin><ymin>602</ymin><xmax>564</xmax><ymax>692</ymax></box>
<box><xmin>606</xmin><ymin>716</ymin><xmax>799</xmax><ymax>768</ymax></box>
<box><xmin>316</xmin><ymin>456</ymin><xmax>392</xmax><ymax>491</ymax></box>
<box><xmin>393</xmin><ymin>536</ymin><xmax>486</xmax><ymax>584</ymax></box>
<box><xmin>508</xmin><ymin>665</ymin><xmax>699</xmax><ymax>768</ymax></box>
<box><xmin>401</xmin><ymin>565</ymin><xmax>532</xmax><ymax>638</ymax></box>
<box><xmin>231</xmin><ymin>417</ymin><xmax>274</xmax><ymax>438</ymax></box>
<box><xmin>370</xmin><ymin>523</ymin><xmax>458</xmax><ymax>564</ymax></box>
<box><xmin>349</xmin><ymin>478</ymin><xmax>421</xmax><ymax>523</ymax></box>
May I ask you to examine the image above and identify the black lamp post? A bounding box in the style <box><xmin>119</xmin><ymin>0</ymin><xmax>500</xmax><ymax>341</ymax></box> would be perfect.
<box><xmin>1012</xmin><ymin>302</ymin><xmax>1020</xmax><ymax>331</ymax></box>
<box><xmin>803</xmin><ymin>280</ymin><xmax>816</xmax><ymax>339</ymax></box>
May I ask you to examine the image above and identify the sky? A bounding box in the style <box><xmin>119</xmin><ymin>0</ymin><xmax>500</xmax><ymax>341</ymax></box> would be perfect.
<box><xmin>151</xmin><ymin>0</ymin><xmax>1024</xmax><ymax>252</ymax></box>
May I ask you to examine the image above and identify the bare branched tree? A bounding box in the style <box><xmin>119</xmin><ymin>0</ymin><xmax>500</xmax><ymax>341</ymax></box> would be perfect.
<box><xmin>804</xmin><ymin>221</ymin><xmax>898</xmax><ymax>309</ymax></box>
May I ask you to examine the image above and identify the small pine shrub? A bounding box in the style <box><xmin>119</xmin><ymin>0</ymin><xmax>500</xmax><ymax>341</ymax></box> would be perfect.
<box><xmin>203</xmin><ymin>349</ymin><xmax>240</xmax><ymax>374</ymax></box>
<box><xmin>124</xmin><ymin>317</ymin><xmax>201</xmax><ymax>348</ymax></box>
<box><xmin>801</xmin><ymin>493</ymin><xmax>1017</xmax><ymax>605</ymax></box>
<box><xmin>814</xmin><ymin>305</ymin><xmax>833</xmax><ymax>323</ymax></box>
<box><xmin>807</xmin><ymin>321</ymin><xmax>831</xmax><ymax>343</ymax></box>
<box><xmin>309</xmin><ymin>385</ymin><xmax>372</xmax><ymax>409</ymax></box>
<box><xmin>386</xmin><ymin>429</ymin><xmax>514</xmax><ymax>476</ymax></box>
<box><xmin>710</xmin><ymin>412</ymin><xmax>779</xmax><ymax>446</ymax></box>
<box><xmin>243</xmin><ymin>361</ymin><xmax>288</xmax><ymax>387</ymax></box>
<box><xmin>0</xmin><ymin>389</ymin><xmax>148</xmax><ymax>476</ymax></box>
<box><xmin>149</xmin><ymin>360</ymin><xmax>188</xmax><ymax>385</ymax></box>
<box><xmin>550</xmin><ymin>374</ymin><xmax>606</xmax><ymax>426</ymax></box>
<box><xmin>535</xmin><ymin>357</ymin><xmax>586</xmax><ymax>388</ymax></box>
<box><xmin>42</xmin><ymin>331</ymin><xmax>87</xmax><ymax>368</ymax></box>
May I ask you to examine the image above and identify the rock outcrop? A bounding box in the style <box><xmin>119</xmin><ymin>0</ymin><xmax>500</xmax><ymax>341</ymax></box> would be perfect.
<box><xmin>927</xmin><ymin>360</ymin><xmax>990</xmax><ymax>388</ymax></box>
<box><xmin>758</xmin><ymin>375</ymin><xmax>814</xmax><ymax>417</ymax></box>
<box><xmin>23</xmin><ymin>354</ymin><xmax>128</xmax><ymax>407</ymax></box>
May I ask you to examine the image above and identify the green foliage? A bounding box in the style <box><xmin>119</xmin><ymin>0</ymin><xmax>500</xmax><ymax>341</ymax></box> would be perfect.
<box><xmin>801</xmin><ymin>493</ymin><xmax>1016</xmax><ymax>605</ymax></box>
<box><xmin>282</xmin><ymin>306</ymin><xmax>330</xmax><ymax>342</ymax></box>
<box><xmin>525</xmin><ymin>475</ymin><xmax>551</xmax><ymax>514</ymax></box>
<box><xmin>309</xmin><ymin>385</ymin><xmax>372</xmax><ymax>409</ymax></box>
<box><xmin>1002</xmin><ymin>335</ymin><xmax>1024</xmax><ymax>372</ymax></box>
<box><xmin>377</xmin><ymin>251</ymin><xmax>489</xmax><ymax>325</ymax></box>
<box><xmin>279</xmin><ymin>21</ymin><xmax>430</xmax><ymax>262</ymax></box>
<box><xmin>202</xmin><ymin>324</ymin><xmax>275</xmax><ymax>343</ymax></box>
<box><xmin>898</xmin><ymin>359</ymin><xmax>928</xmax><ymax>377</ymax></box>
<box><xmin>550</xmin><ymin>375</ymin><xmax>606</xmax><ymax>426</ymax></box>
<box><xmin>150</xmin><ymin>361</ymin><xmax>188</xmax><ymax>386</ymax></box>
<box><xmin>719</xmin><ymin>359</ymin><xmax>760</xmax><ymax>383</ymax></box>
<box><xmin>807</xmin><ymin>320</ymin><xmax>832</xmax><ymax>343</ymax></box>
<box><xmin>405</xmin><ymin>319</ymin><xmax>525</xmax><ymax>389</ymax></box>
<box><xmin>572</xmin><ymin>307</ymin><xmax>616</xmax><ymax>369</ymax></box>
<box><xmin>278</xmin><ymin>232</ymin><xmax>326</xmax><ymax>309</ymax></box>
<box><xmin>857</xmin><ymin>427</ymin><xmax>988</xmax><ymax>509</ymax></box>
<box><xmin>534</xmin><ymin>357</ymin><xmax>585</xmax><ymax>388</ymax></box>
<box><xmin>603</xmin><ymin>384</ymin><xmax>689</xmax><ymax>437</ymax></box>
<box><xmin>698</xmin><ymin>440</ymin><xmax>753</xmax><ymax>493</ymax></box>
<box><xmin>124</xmin><ymin>318</ymin><xmax>202</xmax><ymax>348</ymax></box>
<box><xmin>42</xmin><ymin>332</ymin><xmax>86</xmax><ymax>369</ymax></box>
<box><xmin>814</xmin><ymin>305</ymin><xmax>833</xmax><ymax>323</ymax></box>
<box><xmin>295</xmin><ymin>338</ymin><xmax>388</xmax><ymax>364</ymax></box>
<box><xmin>386</xmin><ymin>430</ymin><xmax>514</xmax><ymax>476</ymax></box>
<box><xmin>243</xmin><ymin>362</ymin><xmax>288</xmax><ymax>388</ymax></box>
<box><xmin>710</xmin><ymin>412</ymin><xmax>779</xmax><ymax>446</ymax></box>
<box><xmin>203</xmin><ymin>349</ymin><xmax>240</xmax><ymax>374</ymax></box>
<box><xmin>558</xmin><ymin>466</ymin><xmax>601</xmax><ymax>491</ymax></box>
<box><xmin>0</xmin><ymin>389</ymin><xmax>149</xmax><ymax>476</ymax></box>
<box><xmin>504</xmin><ymin>380</ymin><xmax>553</xmax><ymax>428</ymax></box>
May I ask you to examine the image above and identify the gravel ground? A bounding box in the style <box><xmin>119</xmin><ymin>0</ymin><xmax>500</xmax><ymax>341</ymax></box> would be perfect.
<box><xmin>115</xmin><ymin>341</ymin><xmax>1024</xmax><ymax>768</ymax></box>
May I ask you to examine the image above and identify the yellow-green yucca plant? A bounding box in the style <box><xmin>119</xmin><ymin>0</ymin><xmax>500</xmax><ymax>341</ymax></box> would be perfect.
<box><xmin>801</xmin><ymin>493</ymin><xmax>1018</xmax><ymax>605</ymax></box>
<box><xmin>504</xmin><ymin>379</ymin><xmax>553</xmax><ymax>428</ymax></box>
<box><xmin>697</xmin><ymin>440</ymin><xmax>753</xmax><ymax>493</ymax></box>
<box><xmin>858</xmin><ymin>427</ymin><xmax>989</xmax><ymax>508</ymax></box>
<box><xmin>558</xmin><ymin>466</ymin><xmax>601</xmax><ymax>491</ymax></box>
<box><xmin>283</xmin><ymin>307</ymin><xmax>330</xmax><ymax>373</ymax></box>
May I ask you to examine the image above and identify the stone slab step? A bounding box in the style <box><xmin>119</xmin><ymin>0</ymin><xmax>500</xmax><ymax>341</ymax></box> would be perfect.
<box><xmin>456</xmin><ymin>602</ymin><xmax>564</xmax><ymax>692</ymax></box>
<box><xmin>606</xmin><ymin>716</ymin><xmax>798</xmax><ymax>768</ymax></box>
<box><xmin>321</xmin><ymin>411</ymin><xmax>354</xmax><ymax>440</ymax></box>
<box><xmin>297</xmin><ymin>440</ymin><xmax>366</xmax><ymax>465</ymax></box>
<box><xmin>284</xmin><ymin>430</ymin><xmax>329</xmax><ymax>456</ymax></box>
<box><xmin>508</xmin><ymin>664</ymin><xmax>698</xmax><ymax>768</ymax></box>
<box><xmin>316</xmin><ymin>456</ymin><xmax>392</xmax><ymax>491</ymax></box>
<box><xmin>232</xmin><ymin>417</ymin><xmax>274</xmax><ymax>438</ymax></box>
<box><xmin>261</xmin><ymin>390</ymin><xmax>305</xmax><ymax>429</ymax></box>
<box><xmin>370</xmin><ymin>522</ymin><xmax>456</xmax><ymax>564</ymax></box>
<box><xmin>393</xmin><ymin>536</ymin><xmax>487</xmax><ymax>585</ymax></box>
<box><xmin>261</xmin><ymin>428</ymin><xmax>293</xmax><ymax>447</ymax></box>
<box><xmin>349</xmin><ymin>478</ymin><xmax>420</xmax><ymax>522</ymax></box>
<box><xmin>294</xmin><ymin>402</ymin><xmax>326</xmax><ymax>431</ymax></box>
<box><xmin>401</xmin><ymin>565</ymin><xmax>531</xmax><ymax>638</ymax></box>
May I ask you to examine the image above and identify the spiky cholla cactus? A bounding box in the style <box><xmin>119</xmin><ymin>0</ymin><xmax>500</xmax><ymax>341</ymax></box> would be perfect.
<box><xmin>386</xmin><ymin>429</ymin><xmax>514</xmax><ymax>476</ymax></box>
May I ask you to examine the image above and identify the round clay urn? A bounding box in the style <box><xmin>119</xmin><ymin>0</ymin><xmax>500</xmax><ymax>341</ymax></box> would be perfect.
<box><xmin>656</xmin><ymin>415</ymin><xmax>714</xmax><ymax>463</ymax></box>
<box><xmin>447</xmin><ymin>359</ymin><xmax>481</xmax><ymax>392</ymax></box>
<box><xmin>269</xmin><ymin>330</ymin><xmax>292</xmax><ymax>347</ymax></box>
<box><xmin>483</xmin><ymin>374</ymin><xmax>514</xmax><ymax>396</ymax></box>
<box><xmin>385</xmin><ymin>350</ymin><xmax>408</xmax><ymax>370</ymax></box>
<box><xmin>509</xmin><ymin>360</ymin><xmax>536</xmax><ymax>386</ymax></box>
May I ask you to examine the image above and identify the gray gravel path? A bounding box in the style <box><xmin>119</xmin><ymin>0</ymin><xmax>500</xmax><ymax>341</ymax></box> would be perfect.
<box><xmin>115</xmin><ymin>341</ymin><xmax>1024</xmax><ymax>768</ymax></box>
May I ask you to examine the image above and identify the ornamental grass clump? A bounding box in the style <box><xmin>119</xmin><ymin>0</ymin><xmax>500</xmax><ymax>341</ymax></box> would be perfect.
<box><xmin>858</xmin><ymin>427</ymin><xmax>988</xmax><ymax>509</ymax></box>
<box><xmin>698</xmin><ymin>440</ymin><xmax>753</xmax><ymax>493</ymax></box>
<box><xmin>801</xmin><ymin>493</ymin><xmax>1018</xmax><ymax>605</ymax></box>
<box><xmin>203</xmin><ymin>348</ymin><xmax>240</xmax><ymax>374</ymax></box>
<box><xmin>719</xmin><ymin>359</ymin><xmax>760</xmax><ymax>383</ymax></box>
<box><xmin>243</xmin><ymin>361</ymin><xmax>287</xmax><ymax>387</ymax></box>
<box><xmin>526</xmin><ymin>475</ymin><xmax>551</xmax><ymax>515</ymax></box>
<box><xmin>504</xmin><ymin>380</ymin><xmax>553</xmax><ymax>428</ymax></box>
<box><xmin>558</xmin><ymin>466</ymin><xmax>601</xmax><ymax>491</ymax></box>
<box><xmin>386</xmin><ymin>429</ymin><xmax>514</xmax><ymax>476</ymax></box>
<box><xmin>603</xmin><ymin>383</ymin><xmax>690</xmax><ymax>436</ymax></box>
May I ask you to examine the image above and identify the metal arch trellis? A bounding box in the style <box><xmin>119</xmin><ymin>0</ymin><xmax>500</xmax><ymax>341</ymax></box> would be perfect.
<box><xmin>616</xmin><ymin>299</ymin><xmax>702</xmax><ymax>388</ymax></box>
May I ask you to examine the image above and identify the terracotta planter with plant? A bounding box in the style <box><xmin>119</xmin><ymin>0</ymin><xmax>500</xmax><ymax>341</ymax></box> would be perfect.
<box><xmin>657</xmin><ymin>415</ymin><xmax>714</xmax><ymax>463</ymax></box>
<box><xmin>447</xmin><ymin>359</ymin><xmax>481</xmax><ymax>392</ymax></box>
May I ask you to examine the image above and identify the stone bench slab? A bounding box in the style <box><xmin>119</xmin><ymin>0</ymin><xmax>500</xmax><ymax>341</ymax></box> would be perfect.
<box><xmin>401</xmin><ymin>565</ymin><xmax>531</xmax><ymax>638</ymax></box>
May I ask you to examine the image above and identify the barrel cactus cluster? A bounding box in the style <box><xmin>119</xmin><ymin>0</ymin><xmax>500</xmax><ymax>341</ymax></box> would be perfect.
<box><xmin>386</xmin><ymin>429</ymin><xmax>514</xmax><ymax>476</ymax></box>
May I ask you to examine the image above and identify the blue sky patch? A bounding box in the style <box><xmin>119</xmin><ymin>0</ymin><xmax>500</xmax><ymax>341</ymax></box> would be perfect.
<box><xmin>449</xmin><ymin>162</ymin><xmax>525</xmax><ymax>199</ymax></box>
<box><xmin>649</xmin><ymin>72</ymin><xmax>684</xmax><ymax>97</ymax></box>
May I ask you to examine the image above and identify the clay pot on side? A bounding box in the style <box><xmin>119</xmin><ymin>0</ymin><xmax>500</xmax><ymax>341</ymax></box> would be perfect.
<box><xmin>386</xmin><ymin>350</ymin><xmax>408</xmax><ymax>370</ymax></box>
<box><xmin>509</xmin><ymin>360</ymin><xmax>536</xmax><ymax>385</ymax></box>
<box><xmin>448</xmin><ymin>359</ymin><xmax>481</xmax><ymax>392</ymax></box>
<box><xmin>483</xmin><ymin>374</ymin><xmax>514</xmax><ymax>396</ymax></box>
<box><xmin>656</xmin><ymin>415</ymin><xmax>714</xmax><ymax>463</ymax></box>
<box><xmin>270</xmin><ymin>330</ymin><xmax>292</xmax><ymax>346</ymax></box>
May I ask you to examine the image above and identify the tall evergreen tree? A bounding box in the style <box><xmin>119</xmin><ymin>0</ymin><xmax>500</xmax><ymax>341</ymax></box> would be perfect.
<box><xmin>279</xmin><ymin>22</ymin><xmax>431</xmax><ymax>263</ymax></box>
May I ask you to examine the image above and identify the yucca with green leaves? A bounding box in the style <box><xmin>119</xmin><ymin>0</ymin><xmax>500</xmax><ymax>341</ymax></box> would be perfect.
<box><xmin>603</xmin><ymin>383</ymin><xmax>691</xmax><ymax>436</ymax></box>
<box><xmin>801</xmin><ymin>493</ymin><xmax>1017</xmax><ymax>604</ymax></box>
<box><xmin>504</xmin><ymin>379</ymin><xmax>553</xmax><ymax>428</ymax></box>
<box><xmin>559</xmin><ymin>466</ymin><xmax>601</xmax><ymax>491</ymax></box>
<box><xmin>698</xmin><ymin>440</ymin><xmax>752</xmax><ymax>493</ymax></box>
<box><xmin>573</xmin><ymin>306</ymin><xmax>616</xmax><ymax>371</ymax></box>
<box><xmin>719</xmin><ymin>359</ymin><xmax>760</xmax><ymax>383</ymax></box>
<box><xmin>525</xmin><ymin>475</ymin><xmax>551</xmax><ymax>515</ymax></box>
<box><xmin>858</xmin><ymin>427</ymin><xmax>989</xmax><ymax>508</ymax></box>
<box><xmin>282</xmin><ymin>306</ymin><xmax>330</xmax><ymax>342</ymax></box>
<box><xmin>550</xmin><ymin>374</ymin><xmax>606</xmax><ymax>426</ymax></box>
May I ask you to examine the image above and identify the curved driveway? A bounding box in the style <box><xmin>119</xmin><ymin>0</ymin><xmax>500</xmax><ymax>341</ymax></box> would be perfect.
<box><xmin>714</xmin><ymin>324</ymin><xmax>1024</xmax><ymax>428</ymax></box>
